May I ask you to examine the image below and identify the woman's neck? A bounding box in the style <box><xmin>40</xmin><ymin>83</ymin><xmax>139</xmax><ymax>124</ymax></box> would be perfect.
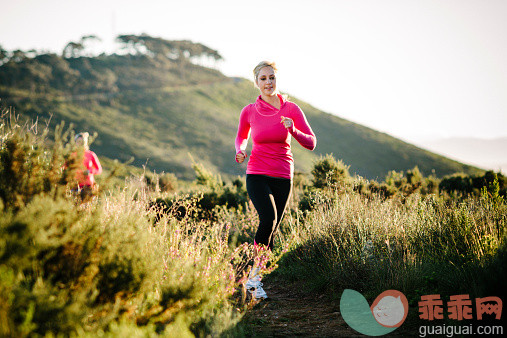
<box><xmin>261</xmin><ymin>93</ymin><xmax>280</xmax><ymax>109</ymax></box>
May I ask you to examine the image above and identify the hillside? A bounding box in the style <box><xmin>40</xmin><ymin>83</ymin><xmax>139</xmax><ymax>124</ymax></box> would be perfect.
<box><xmin>0</xmin><ymin>36</ymin><xmax>482</xmax><ymax>180</ymax></box>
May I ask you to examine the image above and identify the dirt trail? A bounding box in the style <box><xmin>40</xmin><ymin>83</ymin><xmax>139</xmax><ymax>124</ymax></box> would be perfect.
<box><xmin>240</xmin><ymin>277</ymin><xmax>364</xmax><ymax>337</ymax></box>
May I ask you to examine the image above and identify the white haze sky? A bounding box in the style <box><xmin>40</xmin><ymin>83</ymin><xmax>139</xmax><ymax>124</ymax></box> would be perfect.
<box><xmin>1</xmin><ymin>0</ymin><xmax>506</xmax><ymax>144</ymax></box>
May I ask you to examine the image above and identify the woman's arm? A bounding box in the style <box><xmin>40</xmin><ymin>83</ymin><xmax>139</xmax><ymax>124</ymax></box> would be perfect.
<box><xmin>284</xmin><ymin>105</ymin><xmax>317</xmax><ymax>151</ymax></box>
<box><xmin>88</xmin><ymin>151</ymin><xmax>103</xmax><ymax>175</ymax></box>
<box><xmin>235</xmin><ymin>107</ymin><xmax>251</xmax><ymax>162</ymax></box>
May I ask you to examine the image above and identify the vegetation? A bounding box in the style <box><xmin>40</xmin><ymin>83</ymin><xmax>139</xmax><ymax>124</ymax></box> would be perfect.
<box><xmin>116</xmin><ymin>34</ymin><xmax>223</xmax><ymax>62</ymax></box>
<box><xmin>0</xmin><ymin>107</ymin><xmax>505</xmax><ymax>336</ymax></box>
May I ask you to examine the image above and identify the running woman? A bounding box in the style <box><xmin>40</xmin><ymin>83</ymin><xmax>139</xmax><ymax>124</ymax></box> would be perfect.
<box><xmin>74</xmin><ymin>132</ymin><xmax>102</xmax><ymax>199</ymax></box>
<box><xmin>235</xmin><ymin>61</ymin><xmax>317</xmax><ymax>299</ymax></box>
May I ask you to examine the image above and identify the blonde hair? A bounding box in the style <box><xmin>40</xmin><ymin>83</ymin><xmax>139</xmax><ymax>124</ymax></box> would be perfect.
<box><xmin>75</xmin><ymin>132</ymin><xmax>90</xmax><ymax>149</ymax></box>
<box><xmin>253</xmin><ymin>61</ymin><xmax>277</xmax><ymax>85</ymax></box>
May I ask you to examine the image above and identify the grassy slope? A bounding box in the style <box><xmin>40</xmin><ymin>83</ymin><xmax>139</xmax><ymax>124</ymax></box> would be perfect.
<box><xmin>0</xmin><ymin>53</ymin><xmax>482</xmax><ymax>180</ymax></box>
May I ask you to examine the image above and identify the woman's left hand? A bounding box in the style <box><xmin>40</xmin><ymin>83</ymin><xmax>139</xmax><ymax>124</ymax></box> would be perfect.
<box><xmin>281</xmin><ymin>116</ymin><xmax>293</xmax><ymax>129</ymax></box>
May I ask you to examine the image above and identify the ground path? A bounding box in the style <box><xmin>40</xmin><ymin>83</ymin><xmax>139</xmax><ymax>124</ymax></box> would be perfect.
<box><xmin>239</xmin><ymin>277</ymin><xmax>365</xmax><ymax>337</ymax></box>
<box><xmin>238</xmin><ymin>275</ymin><xmax>417</xmax><ymax>337</ymax></box>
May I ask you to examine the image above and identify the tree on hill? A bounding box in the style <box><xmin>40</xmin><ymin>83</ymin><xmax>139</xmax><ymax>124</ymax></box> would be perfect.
<box><xmin>11</xmin><ymin>50</ymin><xmax>27</xmax><ymax>63</ymax></box>
<box><xmin>63</xmin><ymin>42</ymin><xmax>84</xmax><ymax>58</ymax></box>
<box><xmin>0</xmin><ymin>45</ymin><xmax>8</xmax><ymax>65</ymax></box>
<box><xmin>116</xmin><ymin>34</ymin><xmax>223</xmax><ymax>63</ymax></box>
<box><xmin>62</xmin><ymin>35</ymin><xmax>102</xmax><ymax>58</ymax></box>
<box><xmin>0</xmin><ymin>33</ymin><xmax>225</xmax><ymax>95</ymax></box>
<box><xmin>81</xmin><ymin>35</ymin><xmax>102</xmax><ymax>50</ymax></box>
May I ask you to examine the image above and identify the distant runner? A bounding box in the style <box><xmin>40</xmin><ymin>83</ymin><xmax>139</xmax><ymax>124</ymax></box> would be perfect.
<box><xmin>74</xmin><ymin>132</ymin><xmax>102</xmax><ymax>200</ymax></box>
<box><xmin>235</xmin><ymin>61</ymin><xmax>317</xmax><ymax>299</ymax></box>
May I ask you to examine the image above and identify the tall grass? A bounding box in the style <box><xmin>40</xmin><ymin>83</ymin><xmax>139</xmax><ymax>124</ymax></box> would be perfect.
<box><xmin>276</xmin><ymin>178</ymin><xmax>506</xmax><ymax>305</ymax></box>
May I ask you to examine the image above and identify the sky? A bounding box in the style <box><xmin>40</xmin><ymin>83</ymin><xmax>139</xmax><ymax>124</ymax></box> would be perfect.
<box><xmin>1</xmin><ymin>0</ymin><xmax>506</xmax><ymax>144</ymax></box>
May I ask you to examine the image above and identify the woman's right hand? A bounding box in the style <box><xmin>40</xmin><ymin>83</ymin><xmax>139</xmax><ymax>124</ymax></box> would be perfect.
<box><xmin>236</xmin><ymin>150</ymin><xmax>246</xmax><ymax>163</ymax></box>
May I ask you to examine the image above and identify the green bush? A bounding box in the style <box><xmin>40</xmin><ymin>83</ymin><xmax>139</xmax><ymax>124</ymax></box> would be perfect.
<box><xmin>439</xmin><ymin>170</ymin><xmax>506</xmax><ymax>199</ymax></box>
<box><xmin>0</xmin><ymin>114</ymin><xmax>78</xmax><ymax>211</ymax></box>
<box><xmin>153</xmin><ymin>163</ymin><xmax>249</xmax><ymax>221</ymax></box>
<box><xmin>0</xmin><ymin>196</ymin><xmax>102</xmax><ymax>336</ymax></box>
<box><xmin>353</xmin><ymin>179</ymin><xmax>397</xmax><ymax>200</ymax></box>
<box><xmin>297</xmin><ymin>154</ymin><xmax>350</xmax><ymax>212</ymax></box>
<box><xmin>310</xmin><ymin>154</ymin><xmax>350</xmax><ymax>189</ymax></box>
<box><xmin>145</xmin><ymin>172</ymin><xmax>178</xmax><ymax>193</ymax></box>
<box><xmin>298</xmin><ymin>188</ymin><xmax>336</xmax><ymax>213</ymax></box>
<box><xmin>374</xmin><ymin>166</ymin><xmax>440</xmax><ymax>201</ymax></box>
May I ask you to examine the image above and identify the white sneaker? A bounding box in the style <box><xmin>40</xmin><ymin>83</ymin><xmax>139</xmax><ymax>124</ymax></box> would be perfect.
<box><xmin>246</xmin><ymin>280</ymin><xmax>268</xmax><ymax>299</ymax></box>
<box><xmin>245</xmin><ymin>267</ymin><xmax>268</xmax><ymax>299</ymax></box>
<box><xmin>245</xmin><ymin>275</ymin><xmax>260</xmax><ymax>289</ymax></box>
<box><xmin>245</xmin><ymin>266</ymin><xmax>261</xmax><ymax>289</ymax></box>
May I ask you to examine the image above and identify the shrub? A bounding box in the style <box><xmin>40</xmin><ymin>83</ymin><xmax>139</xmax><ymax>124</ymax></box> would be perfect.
<box><xmin>298</xmin><ymin>188</ymin><xmax>336</xmax><ymax>213</ymax></box>
<box><xmin>145</xmin><ymin>171</ymin><xmax>178</xmax><ymax>192</ymax></box>
<box><xmin>440</xmin><ymin>170</ymin><xmax>506</xmax><ymax>199</ymax></box>
<box><xmin>310</xmin><ymin>154</ymin><xmax>350</xmax><ymax>189</ymax></box>
<box><xmin>365</xmin><ymin>166</ymin><xmax>441</xmax><ymax>201</ymax></box>
<box><xmin>298</xmin><ymin>154</ymin><xmax>351</xmax><ymax>212</ymax></box>
<box><xmin>153</xmin><ymin>164</ymin><xmax>249</xmax><ymax>221</ymax></box>
<box><xmin>0</xmin><ymin>112</ymin><xmax>80</xmax><ymax>211</ymax></box>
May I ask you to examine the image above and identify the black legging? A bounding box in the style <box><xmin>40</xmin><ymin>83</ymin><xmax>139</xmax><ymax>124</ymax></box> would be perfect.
<box><xmin>246</xmin><ymin>174</ymin><xmax>292</xmax><ymax>250</ymax></box>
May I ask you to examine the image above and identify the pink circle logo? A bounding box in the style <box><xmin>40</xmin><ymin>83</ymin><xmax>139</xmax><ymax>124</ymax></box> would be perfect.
<box><xmin>370</xmin><ymin>290</ymin><xmax>409</xmax><ymax>328</ymax></box>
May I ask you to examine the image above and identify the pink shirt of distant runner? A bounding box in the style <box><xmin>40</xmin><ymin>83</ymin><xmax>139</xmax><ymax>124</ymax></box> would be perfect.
<box><xmin>235</xmin><ymin>94</ymin><xmax>317</xmax><ymax>179</ymax></box>
<box><xmin>78</xmin><ymin>150</ymin><xmax>102</xmax><ymax>187</ymax></box>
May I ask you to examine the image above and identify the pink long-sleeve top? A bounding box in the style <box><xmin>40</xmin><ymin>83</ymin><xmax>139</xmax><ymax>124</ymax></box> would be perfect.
<box><xmin>76</xmin><ymin>150</ymin><xmax>102</xmax><ymax>187</ymax></box>
<box><xmin>235</xmin><ymin>94</ymin><xmax>317</xmax><ymax>179</ymax></box>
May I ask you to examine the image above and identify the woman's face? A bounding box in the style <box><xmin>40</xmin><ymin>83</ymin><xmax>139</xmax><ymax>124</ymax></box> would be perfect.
<box><xmin>256</xmin><ymin>66</ymin><xmax>276</xmax><ymax>97</ymax></box>
<box><xmin>76</xmin><ymin>136</ymin><xmax>89</xmax><ymax>149</ymax></box>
